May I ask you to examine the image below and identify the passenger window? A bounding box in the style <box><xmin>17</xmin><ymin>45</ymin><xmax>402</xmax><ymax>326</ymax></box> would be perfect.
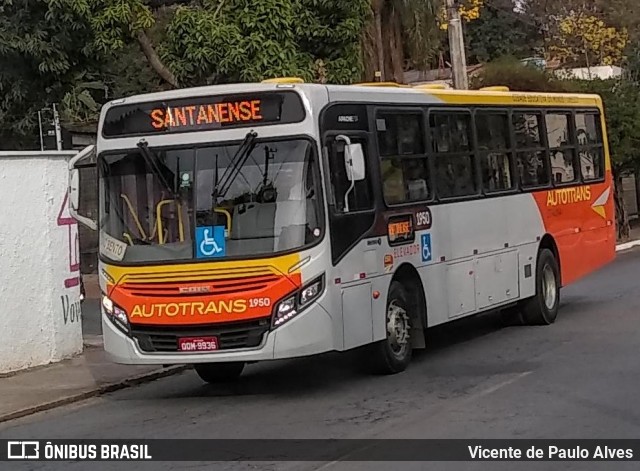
<box><xmin>377</xmin><ymin>112</ymin><xmax>431</xmax><ymax>205</ymax></box>
<box><xmin>517</xmin><ymin>151</ymin><xmax>549</xmax><ymax>187</ymax></box>
<box><xmin>430</xmin><ymin>112</ymin><xmax>477</xmax><ymax>198</ymax></box>
<box><xmin>476</xmin><ymin>112</ymin><xmax>514</xmax><ymax>192</ymax></box>
<box><xmin>575</xmin><ymin>112</ymin><xmax>605</xmax><ymax>181</ymax></box>
<box><xmin>377</xmin><ymin>113</ymin><xmax>425</xmax><ymax>156</ymax></box>
<box><xmin>477</xmin><ymin>113</ymin><xmax>509</xmax><ymax>150</ymax></box>
<box><xmin>513</xmin><ymin>112</ymin><xmax>549</xmax><ymax>188</ymax></box>
<box><xmin>546</xmin><ymin>113</ymin><xmax>577</xmax><ymax>184</ymax></box>
<box><xmin>513</xmin><ymin>113</ymin><xmax>543</xmax><ymax>147</ymax></box>
<box><xmin>327</xmin><ymin>137</ymin><xmax>373</xmax><ymax>212</ymax></box>
<box><xmin>431</xmin><ymin>113</ymin><xmax>472</xmax><ymax>153</ymax></box>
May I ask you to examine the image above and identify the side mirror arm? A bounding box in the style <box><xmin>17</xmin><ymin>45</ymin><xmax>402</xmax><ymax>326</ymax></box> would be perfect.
<box><xmin>69</xmin><ymin>145</ymin><xmax>98</xmax><ymax>231</ymax></box>
<box><xmin>335</xmin><ymin>135</ymin><xmax>355</xmax><ymax>213</ymax></box>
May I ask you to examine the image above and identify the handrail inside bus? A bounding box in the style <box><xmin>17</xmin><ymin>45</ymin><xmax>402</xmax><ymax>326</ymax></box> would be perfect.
<box><xmin>156</xmin><ymin>199</ymin><xmax>185</xmax><ymax>245</ymax></box>
<box><xmin>122</xmin><ymin>232</ymin><xmax>134</xmax><ymax>246</ymax></box>
<box><xmin>120</xmin><ymin>194</ymin><xmax>147</xmax><ymax>240</ymax></box>
<box><xmin>214</xmin><ymin>208</ymin><xmax>232</xmax><ymax>235</ymax></box>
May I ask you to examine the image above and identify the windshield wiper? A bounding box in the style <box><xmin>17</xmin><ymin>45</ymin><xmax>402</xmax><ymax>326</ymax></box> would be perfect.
<box><xmin>137</xmin><ymin>139</ymin><xmax>177</xmax><ymax>198</ymax></box>
<box><xmin>212</xmin><ymin>130</ymin><xmax>258</xmax><ymax>202</ymax></box>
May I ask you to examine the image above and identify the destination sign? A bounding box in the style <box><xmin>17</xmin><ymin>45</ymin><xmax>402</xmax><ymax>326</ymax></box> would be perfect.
<box><xmin>102</xmin><ymin>91</ymin><xmax>305</xmax><ymax>138</ymax></box>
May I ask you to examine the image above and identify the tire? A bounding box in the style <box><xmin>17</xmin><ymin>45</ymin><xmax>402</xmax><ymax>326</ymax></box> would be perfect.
<box><xmin>520</xmin><ymin>248</ymin><xmax>560</xmax><ymax>326</ymax></box>
<box><xmin>368</xmin><ymin>281</ymin><xmax>413</xmax><ymax>374</ymax></box>
<box><xmin>194</xmin><ymin>362</ymin><xmax>245</xmax><ymax>383</ymax></box>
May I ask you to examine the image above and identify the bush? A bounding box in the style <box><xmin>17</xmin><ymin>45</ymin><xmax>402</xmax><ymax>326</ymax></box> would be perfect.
<box><xmin>470</xmin><ymin>57</ymin><xmax>571</xmax><ymax>92</ymax></box>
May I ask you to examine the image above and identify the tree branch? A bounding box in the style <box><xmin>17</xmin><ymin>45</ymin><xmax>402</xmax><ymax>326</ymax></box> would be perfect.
<box><xmin>136</xmin><ymin>30</ymin><xmax>179</xmax><ymax>88</ymax></box>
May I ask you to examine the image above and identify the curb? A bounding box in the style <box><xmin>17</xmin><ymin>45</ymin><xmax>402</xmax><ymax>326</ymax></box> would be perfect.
<box><xmin>616</xmin><ymin>240</ymin><xmax>640</xmax><ymax>252</ymax></box>
<box><xmin>0</xmin><ymin>365</ymin><xmax>190</xmax><ymax>424</ymax></box>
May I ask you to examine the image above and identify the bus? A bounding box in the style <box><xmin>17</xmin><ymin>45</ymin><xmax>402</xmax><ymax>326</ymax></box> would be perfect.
<box><xmin>68</xmin><ymin>79</ymin><xmax>616</xmax><ymax>382</ymax></box>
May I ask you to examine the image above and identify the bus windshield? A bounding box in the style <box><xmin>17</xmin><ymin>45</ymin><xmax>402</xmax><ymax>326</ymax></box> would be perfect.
<box><xmin>99</xmin><ymin>138</ymin><xmax>323</xmax><ymax>264</ymax></box>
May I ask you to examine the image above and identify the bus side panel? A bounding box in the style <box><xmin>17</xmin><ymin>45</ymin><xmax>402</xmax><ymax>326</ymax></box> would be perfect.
<box><xmin>532</xmin><ymin>176</ymin><xmax>615</xmax><ymax>286</ymax></box>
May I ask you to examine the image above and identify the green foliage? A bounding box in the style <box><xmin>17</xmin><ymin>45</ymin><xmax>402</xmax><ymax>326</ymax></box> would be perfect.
<box><xmin>571</xmin><ymin>79</ymin><xmax>640</xmax><ymax>175</ymax></box>
<box><xmin>470</xmin><ymin>57</ymin><xmax>571</xmax><ymax>92</ymax></box>
<box><xmin>464</xmin><ymin>0</ymin><xmax>541</xmax><ymax>64</ymax></box>
<box><xmin>0</xmin><ymin>0</ymin><xmax>98</xmax><ymax>148</ymax></box>
<box><xmin>159</xmin><ymin>0</ymin><xmax>368</xmax><ymax>86</ymax></box>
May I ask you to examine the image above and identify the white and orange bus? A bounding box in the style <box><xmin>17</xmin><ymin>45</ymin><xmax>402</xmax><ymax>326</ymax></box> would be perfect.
<box><xmin>69</xmin><ymin>79</ymin><xmax>615</xmax><ymax>382</ymax></box>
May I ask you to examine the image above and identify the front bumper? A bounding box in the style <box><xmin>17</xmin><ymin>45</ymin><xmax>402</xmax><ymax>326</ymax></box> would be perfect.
<box><xmin>102</xmin><ymin>293</ymin><xmax>335</xmax><ymax>365</ymax></box>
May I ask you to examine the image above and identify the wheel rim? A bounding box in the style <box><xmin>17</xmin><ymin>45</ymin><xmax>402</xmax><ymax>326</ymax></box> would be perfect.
<box><xmin>542</xmin><ymin>264</ymin><xmax>557</xmax><ymax>310</ymax></box>
<box><xmin>386</xmin><ymin>299</ymin><xmax>410</xmax><ymax>358</ymax></box>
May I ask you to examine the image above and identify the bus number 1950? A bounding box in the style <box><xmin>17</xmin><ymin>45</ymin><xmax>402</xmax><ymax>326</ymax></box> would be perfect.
<box><xmin>249</xmin><ymin>297</ymin><xmax>271</xmax><ymax>308</ymax></box>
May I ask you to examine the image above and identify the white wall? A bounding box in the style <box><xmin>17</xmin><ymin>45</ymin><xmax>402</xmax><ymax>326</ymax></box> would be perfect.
<box><xmin>555</xmin><ymin>66</ymin><xmax>623</xmax><ymax>80</ymax></box>
<box><xmin>0</xmin><ymin>151</ymin><xmax>83</xmax><ymax>373</ymax></box>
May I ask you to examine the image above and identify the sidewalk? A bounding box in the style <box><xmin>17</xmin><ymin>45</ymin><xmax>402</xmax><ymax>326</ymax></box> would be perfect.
<box><xmin>615</xmin><ymin>219</ymin><xmax>640</xmax><ymax>252</ymax></box>
<box><xmin>0</xmin><ymin>339</ymin><xmax>188</xmax><ymax>423</ymax></box>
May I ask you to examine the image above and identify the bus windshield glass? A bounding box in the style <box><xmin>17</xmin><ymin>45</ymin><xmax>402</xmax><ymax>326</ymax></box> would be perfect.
<box><xmin>98</xmin><ymin>138</ymin><xmax>323</xmax><ymax>264</ymax></box>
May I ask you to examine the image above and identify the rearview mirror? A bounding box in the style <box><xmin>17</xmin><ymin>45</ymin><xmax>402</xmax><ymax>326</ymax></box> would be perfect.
<box><xmin>336</xmin><ymin>135</ymin><xmax>365</xmax><ymax>182</ymax></box>
<box><xmin>344</xmin><ymin>143</ymin><xmax>366</xmax><ymax>182</ymax></box>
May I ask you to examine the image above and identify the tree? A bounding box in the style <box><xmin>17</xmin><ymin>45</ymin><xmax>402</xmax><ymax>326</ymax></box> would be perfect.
<box><xmin>549</xmin><ymin>12</ymin><xmax>628</xmax><ymax>68</ymax></box>
<box><xmin>520</xmin><ymin>0</ymin><xmax>629</xmax><ymax>68</ymax></box>
<box><xmin>0</xmin><ymin>0</ymin><xmax>98</xmax><ymax>149</ymax></box>
<box><xmin>79</xmin><ymin>0</ymin><xmax>370</xmax><ymax>87</ymax></box>
<box><xmin>365</xmin><ymin>0</ymin><xmax>441</xmax><ymax>82</ymax></box>
<box><xmin>463</xmin><ymin>0</ymin><xmax>541</xmax><ymax>64</ymax></box>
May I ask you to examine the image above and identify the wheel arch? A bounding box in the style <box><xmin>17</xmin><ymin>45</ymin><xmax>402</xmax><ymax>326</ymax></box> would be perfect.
<box><xmin>391</xmin><ymin>263</ymin><xmax>427</xmax><ymax>349</ymax></box>
<box><xmin>539</xmin><ymin>234</ymin><xmax>562</xmax><ymax>286</ymax></box>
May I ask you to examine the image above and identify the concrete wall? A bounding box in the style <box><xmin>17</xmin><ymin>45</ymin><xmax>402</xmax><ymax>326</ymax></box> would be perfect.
<box><xmin>0</xmin><ymin>151</ymin><xmax>84</xmax><ymax>373</ymax></box>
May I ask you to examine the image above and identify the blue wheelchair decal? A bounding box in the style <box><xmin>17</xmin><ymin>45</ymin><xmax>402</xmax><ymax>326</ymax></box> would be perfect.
<box><xmin>421</xmin><ymin>234</ymin><xmax>432</xmax><ymax>262</ymax></box>
<box><xmin>196</xmin><ymin>226</ymin><xmax>226</xmax><ymax>258</ymax></box>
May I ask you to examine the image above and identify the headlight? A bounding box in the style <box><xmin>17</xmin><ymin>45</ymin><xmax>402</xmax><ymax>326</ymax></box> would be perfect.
<box><xmin>272</xmin><ymin>274</ymin><xmax>324</xmax><ymax>328</ymax></box>
<box><xmin>102</xmin><ymin>294</ymin><xmax>130</xmax><ymax>333</ymax></box>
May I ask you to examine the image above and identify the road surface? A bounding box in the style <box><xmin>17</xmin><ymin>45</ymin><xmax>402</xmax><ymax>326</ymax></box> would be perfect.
<box><xmin>3</xmin><ymin>250</ymin><xmax>640</xmax><ymax>471</ymax></box>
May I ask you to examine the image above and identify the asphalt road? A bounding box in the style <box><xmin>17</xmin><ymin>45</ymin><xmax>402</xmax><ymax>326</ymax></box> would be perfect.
<box><xmin>2</xmin><ymin>250</ymin><xmax>640</xmax><ymax>471</ymax></box>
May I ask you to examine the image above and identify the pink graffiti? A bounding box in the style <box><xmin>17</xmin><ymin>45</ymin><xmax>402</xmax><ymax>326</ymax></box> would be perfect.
<box><xmin>58</xmin><ymin>191</ymin><xmax>80</xmax><ymax>288</ymax></box>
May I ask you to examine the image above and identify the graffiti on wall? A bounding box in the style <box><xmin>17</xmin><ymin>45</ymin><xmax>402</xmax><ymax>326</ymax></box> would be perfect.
<box><xmin>57</xmin><ymin>191</ymin><xmax>80</xmax><ymax>289</ymax></box>
<box><xmin>60</xmin><ymin>294</ymin><xmax>82</xmax><ymax>324</ymax></box>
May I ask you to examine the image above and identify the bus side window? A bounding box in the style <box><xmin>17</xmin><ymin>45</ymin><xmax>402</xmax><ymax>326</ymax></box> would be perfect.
<box><xmin>430</xmin><ymin>111</ymin><xmax>477</xmax><ymax>199</ymax></box>
<box><xmin>513</xmin><ymin>112</ymin><xmax>550</xmax><ymax>188</ymax></box>
<box><xmin>327</xmin><ymin>137</ymin><xmax>373</xmax><ymax>213</ymax></box>
<box><xmin>546</xmin><ymin>112</ymin><xmax>578</xmax><ymax>184</ymax></box>
<box><xmin>575</xmin><ymin>112</ymin><xmax>605</xmax><ymax>181</ymax></box>
<box><xmin>376</xmin><ymin>112</ymin><xmax>430</xmax><ymax>205</ymax></box>
<box><xmin>476</xmin><ymin>111</ymin><xmax>514</xmax><ymax>192</ymax></box>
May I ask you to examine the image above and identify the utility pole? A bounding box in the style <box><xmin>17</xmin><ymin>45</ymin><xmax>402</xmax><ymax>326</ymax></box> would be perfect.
<box><xmin>37</xmin><ymin>111</ymin><xmax>44</xmax><ymax>151</ymax></box>
<box><xmin>52</xmin><ymin>103</ymin><xmax>62</xmax><ymax>151</ymax></box>
<box><xmin>446</xmin><ymin>0</ymin><xmax>469</xmax><ymax>90</ymax></box>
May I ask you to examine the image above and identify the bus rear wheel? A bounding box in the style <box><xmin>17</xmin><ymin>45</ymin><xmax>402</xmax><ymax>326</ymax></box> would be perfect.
<box><xmin>520</xmin><ymin>248</ymin><xmax>560</xmax><ymax>326</ymax></box>
<box><xmin>194</xmin><ymin>362</ymin><xmax>245</xmax><ymax>383</ymax></box>
<box><xmin>368</xmin><ymin>281</ymin><xmax>413</xmax><ymax>374</ymax></box>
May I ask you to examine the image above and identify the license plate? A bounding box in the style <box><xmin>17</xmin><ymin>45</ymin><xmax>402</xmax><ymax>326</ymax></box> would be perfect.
<box><xmin>178</xmin><ymin>336</ymin><xmax>219</xmax><ymax>352</ymax></box>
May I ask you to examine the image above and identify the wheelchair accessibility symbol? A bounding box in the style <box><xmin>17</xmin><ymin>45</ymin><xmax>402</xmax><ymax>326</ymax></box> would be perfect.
<box><xmin>196</xmin><ymin>226</ymin><xmax>226</xmax><ymax>258</ymax></box>
<box><xmin>421</xmin><ymin>233</ymin><xmax>432</xmax><ymax>262</ymax></box>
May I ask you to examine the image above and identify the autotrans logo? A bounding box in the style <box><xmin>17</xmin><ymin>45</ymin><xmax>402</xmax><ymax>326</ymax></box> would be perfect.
<box><xmin>7</xmin><ymin>441</ymin><xmax>39</xmax><ymax>459</ymax></box>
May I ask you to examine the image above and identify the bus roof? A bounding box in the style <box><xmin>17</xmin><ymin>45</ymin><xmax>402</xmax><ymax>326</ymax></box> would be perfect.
<box><xmin>101</xmin><ymin>81</ymin><xmax>603</xmax><ymax>114</ymax></box>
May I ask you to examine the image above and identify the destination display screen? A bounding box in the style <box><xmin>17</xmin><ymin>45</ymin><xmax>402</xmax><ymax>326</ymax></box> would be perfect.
<box><xmin>102</xmin><ymin>91</ymin><xmax>305</xmax><ymax>138</ymax></box>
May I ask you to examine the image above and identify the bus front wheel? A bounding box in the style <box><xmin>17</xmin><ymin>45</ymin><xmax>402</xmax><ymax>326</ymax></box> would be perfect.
<box><xmin>368</xmin><ymin>281</ymin><xmax>413</xmax><ymax>374</ymax></box>
<box><xmin>520</xmin><ymin>248</ymin><xmax>560</xmax><ymax>326</ymax></box>
<box><xmin>194</xmin><ymin>362</ymin><xmax>245</xmax><ymax>383</ymax></box>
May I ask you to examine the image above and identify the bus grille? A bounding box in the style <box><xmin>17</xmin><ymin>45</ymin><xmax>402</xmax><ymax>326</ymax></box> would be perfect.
<box><xmin>120</xmin><ymin>273</ymin><xmax>280</xmax><ymax>297</ymax></box>
<box><xmin>130</xmin><ymin>319</ymin><xmax>270</xmax><ymax>353</ymax></box>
